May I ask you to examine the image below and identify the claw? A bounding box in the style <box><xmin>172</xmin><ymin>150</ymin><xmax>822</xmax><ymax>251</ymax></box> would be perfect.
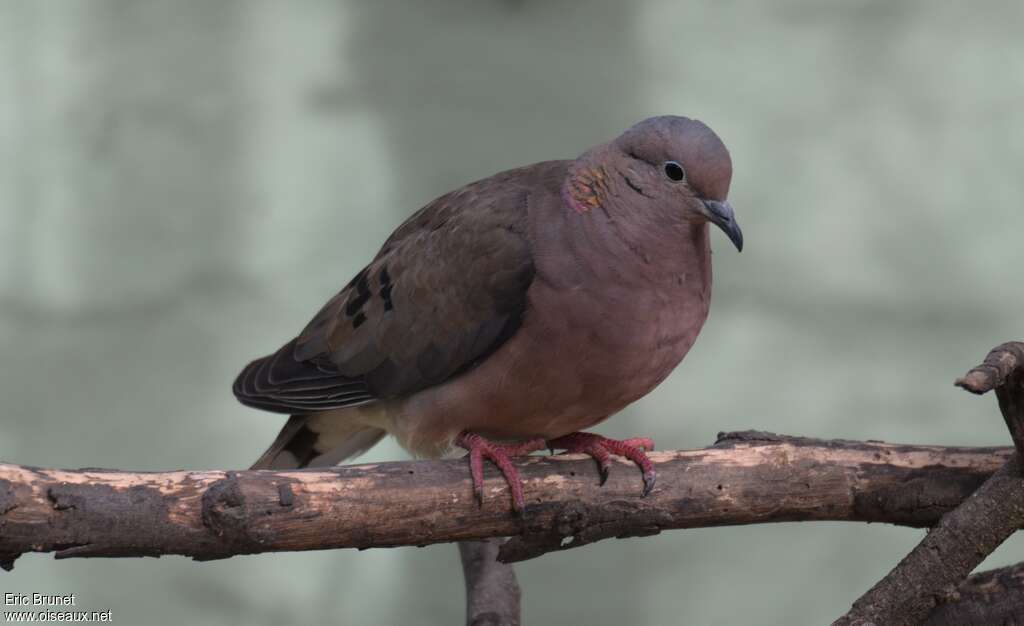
<box><xmin>466</xmin><ymin>446</ymin><xmax>485</xmax><ymax>505</ymax></box>
<box><xmin>584</xmin><ymin>444</ymin><xmax>612</xmax><ymax>486</ymax></box>
<box><xmin>548</xmin><ymin>432</ymin><xmax>656</xmax><ymax>496</ymax></box>
<box><xmin>642</xmin><ymin>470</ymin><xmax>657</xmax><ymax>497</ymax></box>
<box><xmin>456</xmin><ymin>431</ymin><xmax>545</xmax><ymax>514</ymax></box>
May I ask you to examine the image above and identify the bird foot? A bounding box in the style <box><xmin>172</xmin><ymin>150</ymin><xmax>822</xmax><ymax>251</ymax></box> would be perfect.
<box><xmin>547</xmin><ymin>432</ymin><xmax>656</xmax><ymax>496</ymax></box>
<box><xmin>455</xmin><ymin>431</ymin><xmax>546</xmax><ymax>515</ymax></box>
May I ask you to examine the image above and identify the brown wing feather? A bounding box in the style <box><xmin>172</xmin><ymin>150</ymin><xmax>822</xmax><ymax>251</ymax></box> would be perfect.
<box><xmin>233</xmin><ymin>338</ymin><xmax>375</xmax><ymax>413</ymax></box>
<box><xmin>235</xmin><ymin>160</ymin><xmax>567</xmax><ymax>413</ymax></box>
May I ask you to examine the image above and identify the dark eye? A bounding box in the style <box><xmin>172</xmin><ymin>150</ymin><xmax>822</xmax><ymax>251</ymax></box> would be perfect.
<box><xmin>663</xmin><ymin>161</ymin><xmax>686</xmax><ymax>182</ymax></box>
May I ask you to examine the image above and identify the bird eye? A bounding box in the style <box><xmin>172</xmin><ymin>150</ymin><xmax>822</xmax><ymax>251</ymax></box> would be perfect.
<box><xmin>663</xmin><ymin>161</ymin><xmax>686</xmax><ymax>182</ymax></box>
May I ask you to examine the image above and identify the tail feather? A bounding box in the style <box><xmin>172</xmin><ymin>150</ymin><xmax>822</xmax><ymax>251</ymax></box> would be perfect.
<box><xmin>250</xmin><ymin>413</ymin><xmax>386</xmax><ymax>470</ymax></box>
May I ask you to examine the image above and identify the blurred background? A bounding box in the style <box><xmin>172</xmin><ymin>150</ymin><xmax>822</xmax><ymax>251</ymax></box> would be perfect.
<box><xmin>1</xmin><ymin>1</ymin><xmax>1022</xmax><ymax>624</ymax></box>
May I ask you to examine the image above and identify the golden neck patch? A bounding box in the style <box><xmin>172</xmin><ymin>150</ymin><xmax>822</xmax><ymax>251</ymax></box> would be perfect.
<box><xmin>562</xmin><ymin>166</ymin><xmax>609</xmax><ymax>214</ymax></box>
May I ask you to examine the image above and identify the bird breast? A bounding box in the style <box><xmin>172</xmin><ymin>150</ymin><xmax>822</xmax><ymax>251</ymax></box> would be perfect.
<box><xmin>531</xmin><ymin>273</ymin><xmax>710</xmax><ymax>410</ymax></box>
<box><xmin>390</xmin><ymin>264</ymin><xmax>711</xmax><ymax>452</ymax></box>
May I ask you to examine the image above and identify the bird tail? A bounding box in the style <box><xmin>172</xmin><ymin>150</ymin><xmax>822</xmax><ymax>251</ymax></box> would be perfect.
<box><xmin>250</xmin><ymin>412</ymin><xmax>386</xmax><ymax>470</ymax></box>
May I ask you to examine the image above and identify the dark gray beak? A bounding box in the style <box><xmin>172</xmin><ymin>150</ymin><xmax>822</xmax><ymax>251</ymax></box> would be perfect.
<box><xmin>702</xmin><ymin>199</ymin><xmax>743</xmax><ymax>252</ymax></box>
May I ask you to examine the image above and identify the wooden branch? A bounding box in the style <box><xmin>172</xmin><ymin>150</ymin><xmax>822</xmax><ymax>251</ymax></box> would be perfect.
<box><xmin>924</xmin><ymin>561</ymin><xmax>1024</xmax><ymax>625</ymax></box>
<box><xmin>959</xmin><ymin>342</ymin><xmax>1024</xmax><ymax>456</ymax></box>
<box><xmin>835</xmin><ymin>341</ymin><xmax>1024</xmax><ymax>626</ymax></box>
<box><xmin>834</xmin><ymin>457</ymin><xmax>1024</xmax><ymax>626</ymax></box>
<box><xmin>0</xmin><ymin>432</ymin><xmax>1014</xmax><ymax>570</ymax></box>
<box><xmin>458</xmin><ymin>539</ymin><xmax>520</xmax><ymax>626</ymax></box>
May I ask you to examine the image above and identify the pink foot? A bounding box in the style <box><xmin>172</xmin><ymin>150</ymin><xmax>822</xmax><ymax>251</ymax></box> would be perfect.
<box><xmin>547</xmin><ymin>432</ymin><xmax>656</xmax><ymax>496</ymax></box>
<box><xmin>456</xmin><ymin>431</ymin><xmax>546</xmax><ymax>515</ymax></box>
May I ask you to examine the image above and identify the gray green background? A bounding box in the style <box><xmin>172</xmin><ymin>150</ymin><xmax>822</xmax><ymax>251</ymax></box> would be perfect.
<box><xmin>2</xmin><ymin>1</ymin><xmax>1022</xmax><ymax>624</ymax></box>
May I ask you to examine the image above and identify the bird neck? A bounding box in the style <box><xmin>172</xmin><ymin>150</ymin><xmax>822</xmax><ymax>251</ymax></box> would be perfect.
<box><xmin>561</xmin><ymin>156</ymin><xmax>611</xmax><ymax>215</ymax></box>
<box><xmin>530</xmin><ymin>158</ymin><xmax>713</xmax><ymax>298</ymax></box>
<box><xmin>587</xmin><ymin>217</ymin><xmax>712</xmax><ymax>292</ymax></box>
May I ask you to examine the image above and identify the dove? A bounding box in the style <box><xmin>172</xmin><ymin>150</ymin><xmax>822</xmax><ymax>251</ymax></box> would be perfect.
<box><xmin>234</xmin><ymin>115</ymin><xmax>743</xmax><ymax>513</ymax></box>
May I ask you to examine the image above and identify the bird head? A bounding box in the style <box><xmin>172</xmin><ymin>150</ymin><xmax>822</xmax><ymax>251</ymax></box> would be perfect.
<box><xmin>564</xmin><ymin>116</ymin><xmax>743</xmax><ymax>252</ymax></box>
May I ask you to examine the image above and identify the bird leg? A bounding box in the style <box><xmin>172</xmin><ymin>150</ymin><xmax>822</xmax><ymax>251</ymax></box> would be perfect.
<box><xmin>547</xmin><ymin>432</ymin><xmax>656</xmax><ymax>496</ymax></box>
<box><xmin>455</xmin><ymin>431</ymin><xmax>546</xmax><ymax>515</ymax></box>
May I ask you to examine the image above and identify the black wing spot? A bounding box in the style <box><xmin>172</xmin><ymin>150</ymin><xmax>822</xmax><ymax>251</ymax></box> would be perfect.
<box><xmin>345</xmin><ymin>269</ymin><xmax>372</xmax><ymax>317</ymax></box>
<box><xmin>378</xmin><ymin>266</ymin><xmax>394</xmax><ymax>312</ymax></box>
<box><xmin>344</xmin><ymin>267</ymin><xmax>367</xmax><ymax>289</ymax></box>
<box><xmin>352</xmin><ymin>311</ymin><xmax>368</xmax><ymax>329</ymax></box>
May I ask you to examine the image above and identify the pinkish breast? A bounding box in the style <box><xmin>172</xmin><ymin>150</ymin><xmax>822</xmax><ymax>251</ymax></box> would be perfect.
<box><xmin>394</xmin><ymin>220</ymin><xmax>714</xmax><ymax>454</ymax></box>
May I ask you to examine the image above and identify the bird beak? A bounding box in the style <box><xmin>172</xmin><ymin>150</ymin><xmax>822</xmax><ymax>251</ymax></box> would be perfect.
<box><xmin>701</xmin><ymin>199</ymin><xmax>743</xmax><ymax>252</ymax></box>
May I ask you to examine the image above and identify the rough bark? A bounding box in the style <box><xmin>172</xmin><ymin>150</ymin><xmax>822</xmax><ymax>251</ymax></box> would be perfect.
<box><xmin>924</xmin><ymin>561</ymin><xmax>1024</xmax><ymax>625</ymax></box>
<box><xmin>834</xmin><ymin>341</ymin><xmax>1024</xmax><ymax>626</ymax></box>
<box><xmin>0</xmin><ymin>432</ymin><xmax>1013</xmax><ymax>570</ymax></box>
<box><xmin>833</xmin><ymin>457</ymin><xmax>1024</xmax><ymax>626</ymax></box>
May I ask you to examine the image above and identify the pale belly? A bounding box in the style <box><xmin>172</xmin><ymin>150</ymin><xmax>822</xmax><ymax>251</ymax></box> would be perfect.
<box><xmin>389</xmin><ymin>281</ymin><xmax>710</xmax><ymax>457</ymax></box>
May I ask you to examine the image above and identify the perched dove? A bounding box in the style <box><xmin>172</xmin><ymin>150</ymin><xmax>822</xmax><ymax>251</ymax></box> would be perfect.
<box><xmin>235</xmin><ymin>116</ymin><xmax>742</xmax><ymax>512</ymax></box>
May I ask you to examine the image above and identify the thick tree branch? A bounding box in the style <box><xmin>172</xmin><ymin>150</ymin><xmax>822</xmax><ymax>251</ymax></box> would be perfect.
<box><xmin>834</xmin><ymin>457</ymin><xmax>1024</xmax><ymax>626</ymax></box>
<box><xmin>0</xmin><ymin>432</ymin><xmax>1013</xmax><ymax>570</ymax></box>
<box><xmin>835</xmin><ymin>341</ymin><xmax>1024</xmax><ymax>626</ymax></box>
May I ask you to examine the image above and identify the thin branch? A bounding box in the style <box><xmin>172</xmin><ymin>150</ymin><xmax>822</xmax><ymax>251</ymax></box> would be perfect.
<box><xmin>0</xmin><ymin>432</ymin><xmax>1013</xmax><ymax>569</ymax></box>
<box><xmin>958</xmin><ymin>341</ymin><xmax>1024</xmax><ymax>455</ymax></box>
<box><xmin>834</xmin><ymin>341</ymin><xmax>1024</xmax><ymax>626</ymax></box>
<box><xmin>458</xmin><ymin>539</ymin><xmax>520</xmax><ymax>626</ymax></box>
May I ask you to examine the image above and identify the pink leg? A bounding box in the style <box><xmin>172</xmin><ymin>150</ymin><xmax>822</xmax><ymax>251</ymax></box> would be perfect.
<box><xmin>456</xmin><ymin>431</ymin><xmax>546</xmax><ymax>515</ymax></box>
<box><xmin>547</xmin><ymin>432</ymin><xmax>656</xmax><ymax>496</ymax></box>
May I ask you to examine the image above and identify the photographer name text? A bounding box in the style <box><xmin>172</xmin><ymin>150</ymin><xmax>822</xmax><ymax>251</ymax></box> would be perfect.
<box><xmin>4</xmin><ymin>594</ymin><xmax>76</xmax><ymax>607</ymax></box>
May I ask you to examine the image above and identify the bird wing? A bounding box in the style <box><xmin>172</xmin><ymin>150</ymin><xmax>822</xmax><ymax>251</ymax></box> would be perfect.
<box><xmin>233</xmin><ymin>161</ymin><xmax>565</xmax><ymax>413</ymax></box>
